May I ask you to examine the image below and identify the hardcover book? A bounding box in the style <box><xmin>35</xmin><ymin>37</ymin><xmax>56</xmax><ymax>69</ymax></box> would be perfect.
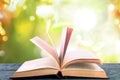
<box><xmin>12</xmin><ymin>27</ymin><xmax>108</xmax><ymax>79</ymax></box>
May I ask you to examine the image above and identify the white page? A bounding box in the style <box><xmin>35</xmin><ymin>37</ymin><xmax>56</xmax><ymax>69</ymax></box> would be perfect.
<box><xmin>30</xmin><ymin>36</ymin><xmax>59</xmax><ymax>63</ymax></box>
<box><xmin>17</xmin><ymin>57</ymin><xmax>59</xmax><ymax>72</ymax></box>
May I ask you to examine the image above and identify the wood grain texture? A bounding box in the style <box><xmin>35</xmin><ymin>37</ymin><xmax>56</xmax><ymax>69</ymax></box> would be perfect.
<box><xmin>0</xmin><ymin>63</ymin><xmax>119</xmax><ymax>80</ymax></box>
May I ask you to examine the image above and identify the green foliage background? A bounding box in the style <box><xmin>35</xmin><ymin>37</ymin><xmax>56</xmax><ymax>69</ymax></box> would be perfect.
<box><xmin>0</xmin><ymin>0</ymin><xmax>120</xmax><ymax>63</ymax></box>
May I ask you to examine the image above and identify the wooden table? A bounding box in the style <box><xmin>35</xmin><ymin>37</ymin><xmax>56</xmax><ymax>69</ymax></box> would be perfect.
<box><xmin>0</xmin><ymin>63</ymin><xmax>120</xmax><ymax>80</ymax></box>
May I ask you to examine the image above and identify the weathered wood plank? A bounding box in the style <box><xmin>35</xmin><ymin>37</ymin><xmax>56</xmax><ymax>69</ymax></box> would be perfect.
<box><xmin>100</xmin><ymin>63</ymin><xmax>120</xmax><ymax>80</ymax></box>
<box><xmin>0</xmin><ymin>64</ymin><xmax>20</xmax><ymax>71</ymax></box>
<box><xmin>0</xmin><ymin>63</ymin><xmax>120</xmax><ymax>80</ymax></box>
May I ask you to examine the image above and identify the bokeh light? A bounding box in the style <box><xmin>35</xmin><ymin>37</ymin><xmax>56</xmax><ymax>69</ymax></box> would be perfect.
<box><xmin>36</xmin><ymin>5</ymin><xmax>54</xmax><ymax>18</ymax></box>
<box><xmin>0</xmin><ymin>0</ymin><xmax>120</xmax><ymax>63</ymax></box>
<box><xmin>73</xmin><ymin>8</ymin><xmax>97</xmax><ymax>31</ymax></box>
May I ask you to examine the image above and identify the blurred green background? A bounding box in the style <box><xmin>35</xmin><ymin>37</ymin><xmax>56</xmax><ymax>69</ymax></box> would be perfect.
<box><xmin>0</xmin><ymin>0</ymin><xmax>120</xmax><ymax>63</ymax></box>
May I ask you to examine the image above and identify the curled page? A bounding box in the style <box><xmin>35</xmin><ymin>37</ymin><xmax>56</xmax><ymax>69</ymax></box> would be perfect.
<box><xmin>62</xmin><ymin>50</ymin><xmax>101</xmax><ymax>68</ymax></box>
<box><xmin>30</xmin><ymin>36</ymin><xmax>59</xmax><ymax>63</ymax></box>
<box><xmin>59</xmin><ymin>27</ymin><xmax>73</xmax><ymax>64</ymax></box>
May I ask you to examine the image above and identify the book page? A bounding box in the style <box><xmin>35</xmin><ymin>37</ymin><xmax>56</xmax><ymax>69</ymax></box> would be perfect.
<box><xmin>62</xmin><ymin>50</ymin><xmax>101</xmax><ymax>68</ymax></box>
<box><xmin>30</xmin><ymin>36</ymin><xmax>59</xmax><ymax>63</ymax></box>
<box><xmin>59</xmin><ymin>27</ymin><xmax>73</xmax><ymax>64</ymax></box>
<box><xmin>61</xmin><ymin>63</ymin><xmax>108</xmax><ymax>78</ymax></box>
<box><xmin>16</xmin><ymin>57</ymin><xmax>59</xmax><ymax>72</ymax></box>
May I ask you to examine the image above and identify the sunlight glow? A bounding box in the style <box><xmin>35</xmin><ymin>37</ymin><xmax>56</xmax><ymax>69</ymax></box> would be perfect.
<box><xmin>8</xmin><ymin>0</ymin><xmax>24</xmax><ymax>11</ymax></box>
<box><xmin>0</xmin><ymin>13</ymin><xmax>3</xmax><ymax>19</ymax></box>
<box><xmin>73</xmin><ymin>8</ymin><xmax>97</xmax><ymax>31</ymax></box>
<box><xmin>114</xmin><ymin>19</ymin><xmax>119</xmax><ymax>25</ymax></box>
<box><xmin>115</xmin><ymin>40</ymin><xmax>120</xmax><ymax>54</ymax></box>
<box><xmin>108</xmin><ymin>4</ymin><xmax>115</xmax><ymax>11</ymax></box>
<box><xmin>0</xmin><ymin>24</ymin><xmax>6</xmax><ymax>35</ymax></box>
<box><xmin>0</xmin><ymin>50</ymin><xmax>5</xmax><ymax>56</ymax></box>
<box><xmin>36</xmin><ymin>5</ymin><xmax>54</xmax><ymax>18</ymax></box>
<box><xmin>29</xmin><ymin>16</ymin><xmax>35</xmax><ymax>21</ymax></box>
<box><xmin>2</xmin><ymin>36</ymin><xmax>8</xmax><ymax>42</ymax></box>
<box><xmin>23</xmin><ymin>5</ymin><xmax>27</xmax><ymax>10</ymax></box>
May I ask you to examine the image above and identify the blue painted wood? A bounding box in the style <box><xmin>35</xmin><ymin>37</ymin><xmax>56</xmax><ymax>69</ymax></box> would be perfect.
<box><xmin>0</xmin><ymin>63</ymin><xmax>120</xmax><ymax>80</ymax></box>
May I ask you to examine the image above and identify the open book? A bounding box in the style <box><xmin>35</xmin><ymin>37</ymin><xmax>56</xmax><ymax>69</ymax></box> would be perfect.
<box><xmin>12</xmin><ymin>27</ymin><xmax>108</xmax><ymax>79</ymax></box>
